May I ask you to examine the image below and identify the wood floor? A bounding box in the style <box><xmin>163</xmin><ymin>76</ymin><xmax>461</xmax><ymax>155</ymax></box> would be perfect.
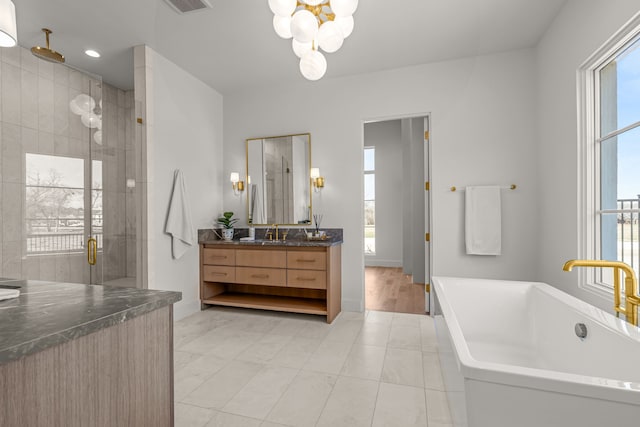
<box><xmin>365</xmin><ymin>267</ymin><xmax>426</xmax><ymax>314</ymax></box>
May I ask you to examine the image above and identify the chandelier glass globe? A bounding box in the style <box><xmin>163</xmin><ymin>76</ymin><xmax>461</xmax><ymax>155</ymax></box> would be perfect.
<box><xmin>291</xmin><ymin>10</ymin><xmax>319</xmax><ymax>43</ymax></box>
<box><xmin>273</xmin><ymin>15</ymin><xmax>292</xmax><ymax>39</ymax></box>
<box><xmin>299</xmin><ymin>50</ymin><xmax>327</xmax><ymax>81</ymax></box>
<box><xmin>292</xmin><ymin>39</ymin><xmax>313</xmax><ymax>58</ymax></box>
<box><xmin>329</xmin><ymin>0</ymin><xmax>358</xmax><ymax>17</ymax></box>
<box><xmin>317</xmin><ymin>20</ymin><xmax>343</xmax><ymax>53</ymax></box>
<box><xmin>334</xmin><ymin>15</ymin><xmax>354</xmax><ymax>38</ymax></box>
<box><xmin>81</xmin><ymin>112</ymin><xmax>101</xmax><ymax>129</ymax></box>
<box><xmin>268</xmin><ymin>0</ymin><xmax>296</xmax><ymax>17</ymax></box>
<box><xmin>70</xmin><ymin>94</ymin><xmax>96</xmax><ymax>115</ymax></box>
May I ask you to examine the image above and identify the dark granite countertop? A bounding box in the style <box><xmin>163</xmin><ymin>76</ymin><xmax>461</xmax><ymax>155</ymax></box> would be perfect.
<box><xmin>198</xmin><ymin>227</ymin><xmax>344</xmax><ymax>247</ymax></box>
<box><xmin>199</xmin><ymin>239</ymin><xmax>342</xmax><ymax>247</ymax></box>
<box><xmin>0</xmin><ymin>280</ymin><xmax>181</xmax><ymax>365</ymax></box>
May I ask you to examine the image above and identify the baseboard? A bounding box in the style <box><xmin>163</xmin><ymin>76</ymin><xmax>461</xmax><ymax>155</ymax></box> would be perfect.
<box><xmin>342</xmin><ymin>297</ymin><xmax>364</xmax><ymax>312</ymax></box>
<box><xmin>173</xmin><ymin>299</ymin><xmax>201</xmax><ymax>321</ymax></box>
<box><xmin>364</xmin><ymin>259</ymin><xmax>402</xmax><ymax>267</ymax></box>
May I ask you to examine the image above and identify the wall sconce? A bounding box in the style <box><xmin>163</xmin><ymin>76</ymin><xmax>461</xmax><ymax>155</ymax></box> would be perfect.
<box><xmin>310</xmin><ymin>167</ymin><xmax>325</xmax><ymax>192</ymax></box>
<box><xmin>230</xmin><ymin>172</ymin><xmax>245</xmax><ymax>196</ymax></box>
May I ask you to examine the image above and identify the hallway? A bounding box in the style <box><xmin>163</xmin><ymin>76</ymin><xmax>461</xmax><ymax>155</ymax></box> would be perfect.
<box><xmin>365</xmin><ymin>267</ymin><xmax>426</xmax><ymax>314</ymax></box>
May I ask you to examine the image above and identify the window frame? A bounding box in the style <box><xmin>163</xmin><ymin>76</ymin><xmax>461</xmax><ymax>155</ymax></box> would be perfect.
<box><xmin>24</xmin><ymin>153</ymin><xmax>103</xmax><ymax>255</ymax></box>
<box><xmin>578</xmin><ymin>13</ymin><xmax>640</xmax><ymax>298</ymax></box>
<box><xmin>364</xmin><ymin>146</ymin><xmax>375</xmax><ymax>255</ymax></box>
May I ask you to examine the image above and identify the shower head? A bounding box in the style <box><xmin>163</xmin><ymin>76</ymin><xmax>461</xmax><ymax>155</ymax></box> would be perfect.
<box><xmin>31</xmin><ymin>28</ymin><xmax>65</xmax><ymax>63</ymax></box>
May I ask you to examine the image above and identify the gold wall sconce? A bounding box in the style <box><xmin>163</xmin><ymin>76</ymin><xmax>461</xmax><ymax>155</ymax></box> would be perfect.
<box><xmin>230</xmin><ymin>172</ymin><xmax>245</xmax><ymax>196</ymax></box>
<box><xmin>310</xmin><ymin>167</ymin><xmax>325</xmax><ymax>192</ymax></box>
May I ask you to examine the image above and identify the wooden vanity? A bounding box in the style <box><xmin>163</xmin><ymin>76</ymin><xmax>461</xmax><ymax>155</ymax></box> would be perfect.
<box><xmin>199</xmin><ymin>241</ymin><xmax>342</xmax><ymax>323</ymax></box>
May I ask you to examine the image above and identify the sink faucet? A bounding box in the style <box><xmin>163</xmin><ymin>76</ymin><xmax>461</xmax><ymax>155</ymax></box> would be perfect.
<box><xmin>265</xmin><ymin>224</ymin><xmax>279</xmax><ymax>241</ymax></box>
<box><xmin>563</xmin><ymin>259</ymin><xmax>639</xmax><ymax>326</ymax></box>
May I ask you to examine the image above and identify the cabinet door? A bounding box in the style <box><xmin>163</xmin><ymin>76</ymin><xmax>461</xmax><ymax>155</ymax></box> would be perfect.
<box><xmin>203</xmin><ymin>248</ymin><xmax>236</xmax><ymax>266</ymax></box>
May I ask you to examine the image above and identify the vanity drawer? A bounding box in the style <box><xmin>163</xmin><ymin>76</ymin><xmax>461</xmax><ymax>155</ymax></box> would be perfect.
<box><xmin>236</xmin><ymin>249</ymin><xmax>286</xmax><ymax>268</ymax></box>
<box><xmin>203</xmin><ymin>248</ymin><xmax>236</xmax><ymax>266</ymax></box>
<box><xmin>287</xmin><ymin>250</ymin><xmax>326</xmax><ymax>270</ymax></box>
<box><xmin>236</xmin><ymin>267</ymin><xmax>286</xmax><ymax>287</ymax></box>
<box><xmin>203</xmin><ymin>265</ymin><xmax>236</xmax><ymax>283</ymax></box>
<box><xmin>287</xmin><ymin>269</ymin><xmax>327</xmax><ymax>289</ymax></box>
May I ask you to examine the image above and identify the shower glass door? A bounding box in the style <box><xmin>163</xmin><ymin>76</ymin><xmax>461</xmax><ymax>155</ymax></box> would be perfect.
<box><xmin>22</xmin><ymin>66</ymin><xmax>104</xmax><ymax>285</ymax></box>
<box><xmin>0</xmin><ymin>47</ymin><xmax>99</xmax><ymax>285</ymax></box>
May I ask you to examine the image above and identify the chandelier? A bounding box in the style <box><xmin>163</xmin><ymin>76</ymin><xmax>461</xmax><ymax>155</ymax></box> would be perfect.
<box><xmin>268</xmin><ymin>0</ymin><xmax>358</xmax><ymax>81</ymax></box>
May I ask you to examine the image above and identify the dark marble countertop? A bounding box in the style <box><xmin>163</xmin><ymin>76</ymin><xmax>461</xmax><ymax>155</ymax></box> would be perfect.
<box><xmin>199</xmin><ymin>239</ymin><xmax>342</xmax><ymax>247</ymax></box>
<box><xmin>198</xmin><ymin>227</ymin><xmax>344</xmax><ymax>247</ymax></box>
<box><xmin>0</xmin><ymin>280</ymin><xmax>181</xmax><ymax>365</ymax></box>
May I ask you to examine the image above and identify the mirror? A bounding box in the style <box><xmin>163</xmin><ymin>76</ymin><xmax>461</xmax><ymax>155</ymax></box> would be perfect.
<box><xmin>246</xmin><ymin>133</ymin><xmax>312</xmax><ymax>225</ymax></box>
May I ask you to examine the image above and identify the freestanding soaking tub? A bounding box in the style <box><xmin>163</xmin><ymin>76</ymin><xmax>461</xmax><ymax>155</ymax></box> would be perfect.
<box><xmin>432</xmin><ymin>276</ymin><xmax>640</xmax><ymax>427</ymax></box>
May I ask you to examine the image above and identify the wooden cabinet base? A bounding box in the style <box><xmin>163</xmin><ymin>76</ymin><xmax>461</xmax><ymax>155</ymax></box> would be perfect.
<box><xmin>0</xmin><ymin>306</ymin><xmax>174</xmax><ymax>427</ymax></box>
<box><xmin>200</xmin><ymin>244</ymin><xmax>342</xmax><ymax>323</ymax></box>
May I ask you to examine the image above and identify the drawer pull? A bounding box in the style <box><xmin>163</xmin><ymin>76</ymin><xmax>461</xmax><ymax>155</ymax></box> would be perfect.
<box><xmin>210</xmin><ymin>272</ymin><xmax>228</xmax><ymax>276</ymax></box>
<box><xmin>297</xmin><ymin>259</ymin><xmax>316</xmax><ymax>263</ymax></box>
<box><xmin>296</xmin><ymin>277</ymin><xmax>316</xmax><ymax>282</ymax></box>
<box><xmin>211</xmin><ymin>255</ymin><xmax>227</xmax><ymax>259</ymax></box>
<box><xmin>251</xmin><ymin>274</ymin><xmax>269</xmax><ymax>279</ymax></box>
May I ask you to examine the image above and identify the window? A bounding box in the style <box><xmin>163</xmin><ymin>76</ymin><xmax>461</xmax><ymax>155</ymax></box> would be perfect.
<box><xmin>364</xmin><ymin>147</ymin><xmax>375</xmax><ymax>254</ymax></box>
<box><xmin>581</xmin><ymin>18</ymin><xmax>640</xmax><ymax>292</ymax></box>
<box><xmin>25</xmin><ymin>154</ymin><xmax>102</xmax><ymax>254</ymax></box>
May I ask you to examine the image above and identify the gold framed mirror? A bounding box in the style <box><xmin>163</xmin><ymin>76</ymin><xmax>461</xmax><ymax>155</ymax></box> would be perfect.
<box><xmin>246</xmin><ymin>133</ymin><xmax>312</xmax><ymax>225</ymax></box>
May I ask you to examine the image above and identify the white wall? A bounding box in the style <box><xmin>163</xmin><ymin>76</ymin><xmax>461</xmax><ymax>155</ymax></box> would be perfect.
<box><xmin>141</xmin><ymin>46</ymin><xmax>223</xmax><ymax>320</ymax></box>
<box><xmin>536</xmin><ymin>1</ymin><xmax>640</xmax><ymax>312</ymax></box>
<box><xmin>364</xmin><ymin>120</ymin><xmax>403</xmax><ymax>267</ymax></box>
<box><xmin>224</xmin><ymin>48</ymin><xmax>539</xmax><ymax>311</ymax></box>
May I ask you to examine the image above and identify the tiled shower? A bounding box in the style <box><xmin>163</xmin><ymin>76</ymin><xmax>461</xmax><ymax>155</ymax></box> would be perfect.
<box><xmin>0</xmin><ymin>45</ymin><xmax>138</xmax><ymax>286</ymax></box>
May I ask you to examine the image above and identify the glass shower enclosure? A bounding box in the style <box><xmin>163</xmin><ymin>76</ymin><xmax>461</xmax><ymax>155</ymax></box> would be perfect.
<box><xmin>0</xmin><ymin>45</ymin><xmax>137</xmax><ymax>287</ymax></box>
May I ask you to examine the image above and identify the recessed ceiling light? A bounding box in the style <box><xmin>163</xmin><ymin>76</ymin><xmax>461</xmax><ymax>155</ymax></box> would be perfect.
<box><xmin>85</xmin><ymin>49</ymin><xmax>100</xmax><ymax>58</ymax></box>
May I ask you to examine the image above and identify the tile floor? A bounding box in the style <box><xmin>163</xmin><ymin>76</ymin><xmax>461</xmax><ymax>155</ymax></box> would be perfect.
<box><xmin>174</xmin><ymin>307</ymin><xmax>452</xmax><ymax>427</ymax></box>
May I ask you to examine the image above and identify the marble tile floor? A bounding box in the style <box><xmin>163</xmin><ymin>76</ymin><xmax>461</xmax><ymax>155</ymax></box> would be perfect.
<box><xmin>174</xmin><ymin>307</ymin><xmax>453</xmax><ymax>427</ymax></box>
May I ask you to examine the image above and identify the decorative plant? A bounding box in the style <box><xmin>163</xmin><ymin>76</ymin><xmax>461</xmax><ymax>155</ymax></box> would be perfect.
<box><xmin>217</xmin><ymin>212</ymin><xmax>238</xmax><ymax>229</ymax></box>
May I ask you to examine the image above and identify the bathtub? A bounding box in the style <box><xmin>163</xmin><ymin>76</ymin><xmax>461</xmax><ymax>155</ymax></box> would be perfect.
<box><xmin>432</xmin><ymin>276</ymin><xmax>640</xmax><ymax>427</ymax></box>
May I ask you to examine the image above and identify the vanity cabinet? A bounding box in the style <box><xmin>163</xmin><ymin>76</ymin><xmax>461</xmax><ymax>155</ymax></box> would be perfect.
<box><xmin>200</xmin><ymin>243</ymin><xmax>341</xmax><ymax>323</ymax></box>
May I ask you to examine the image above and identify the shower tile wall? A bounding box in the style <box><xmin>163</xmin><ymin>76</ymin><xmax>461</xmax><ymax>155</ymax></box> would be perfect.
<box><xmin>0</xmin><ymin>45</ymin><xmax>135</xmax><ymax>284</ymax></box>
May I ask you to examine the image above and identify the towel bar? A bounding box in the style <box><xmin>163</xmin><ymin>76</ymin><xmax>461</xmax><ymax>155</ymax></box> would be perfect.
<box><xmin>450</xmin><ymin>184</ymin><xmax>516</xmax><ymax>192</ymax></box>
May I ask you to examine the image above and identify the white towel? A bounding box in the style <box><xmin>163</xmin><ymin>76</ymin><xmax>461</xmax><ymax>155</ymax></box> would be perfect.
<box><xmin>165</xmin><ymin>170</ymin><xmax>196</xmax><ymax>260</ymax></box>
<box><xmin>465</xmin><ymin>186</ymin><xmax>501</xmax><ymax>256</ymax></box>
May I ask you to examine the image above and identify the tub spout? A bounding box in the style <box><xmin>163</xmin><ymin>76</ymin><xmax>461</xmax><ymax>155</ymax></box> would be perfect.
<box><xmin>563</xmin><ymin>259</ymin><xmax>639</xmax><ymax>326</ymax></box>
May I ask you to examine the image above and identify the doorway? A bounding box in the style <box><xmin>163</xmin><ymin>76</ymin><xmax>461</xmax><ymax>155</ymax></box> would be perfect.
<box><xmin>363</xmin><ymin>115</ymin><xmax>431</xmax><ymax>314</ymax></box>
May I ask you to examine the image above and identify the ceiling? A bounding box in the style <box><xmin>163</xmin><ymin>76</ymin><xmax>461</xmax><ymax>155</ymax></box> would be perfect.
<box><xmin>14</xmin><ymin>0</ymin><xmax>567</xmax><ymax>95</ymax></box>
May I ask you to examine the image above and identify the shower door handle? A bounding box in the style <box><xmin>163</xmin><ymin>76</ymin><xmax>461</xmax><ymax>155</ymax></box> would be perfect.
<box><xmin>87</xmin><ymin>237</ymin><xmax>97</xmax><ymax>266</ymax></box>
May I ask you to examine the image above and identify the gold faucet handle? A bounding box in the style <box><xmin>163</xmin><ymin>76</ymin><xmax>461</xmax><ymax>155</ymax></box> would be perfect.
<box><xmin>281</xmin><ymin>229</ymin><xmax>289</xmax><ymax>241</ymax></box>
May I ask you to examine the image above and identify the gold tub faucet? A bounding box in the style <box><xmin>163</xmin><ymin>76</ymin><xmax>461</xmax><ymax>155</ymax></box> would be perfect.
<box><xmin>563</xmin><ymin>259</ymin><xmax>639</xmax><ymax>326</ymax></box>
